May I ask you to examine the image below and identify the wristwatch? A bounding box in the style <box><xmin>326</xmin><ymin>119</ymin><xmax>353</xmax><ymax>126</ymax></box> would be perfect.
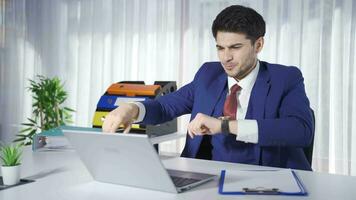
<box><xmin>219</xmin><ymin>116</ymin><xmax>231</xmax><ymax>135</ymax></box>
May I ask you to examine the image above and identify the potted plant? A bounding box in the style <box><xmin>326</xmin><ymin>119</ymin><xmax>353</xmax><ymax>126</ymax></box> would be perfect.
<box><xmin>14</xmin><ymin>75</ymin><xmax>75</xmax><ymax>145</ymax></box>
<box><xmin>0</xmin><ymin>143</ymin><xmax>23</xmax><ymax>185</ymax></box>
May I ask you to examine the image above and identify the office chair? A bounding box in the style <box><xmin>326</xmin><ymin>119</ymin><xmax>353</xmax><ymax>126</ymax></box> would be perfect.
<box><xmin>303</xmin><ymin>109</ymin><xmax>315</xmax><ymax>166</ymax></box>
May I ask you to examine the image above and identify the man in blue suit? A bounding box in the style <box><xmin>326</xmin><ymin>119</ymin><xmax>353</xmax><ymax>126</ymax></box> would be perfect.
<box><xmin>103</xmin><ymin>5</ymin><xmax>314</xmax><ymax>170</ymax></box>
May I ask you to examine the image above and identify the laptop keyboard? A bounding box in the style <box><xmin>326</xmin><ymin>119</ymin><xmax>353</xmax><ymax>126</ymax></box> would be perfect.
<box><xmin>170</xmin><ymin>176</ymin><xmax>200</xmax><ymax>188</ymax></box>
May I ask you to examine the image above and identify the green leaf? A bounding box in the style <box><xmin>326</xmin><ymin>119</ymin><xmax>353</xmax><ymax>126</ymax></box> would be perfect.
<box><xmin>15</xmin><ymin>134</ymin><xmax>26</xmax><ymax>138</ymax></box>
<box><xmin>64</xmin><ymin>107</ymin><xmax>75</xmax><ymax>112</ymax></box>
<box><xmin>19</xmin><ymin>127</ymin><xmax>33</xmax><ymax>133</ymax></box>
<box><xmin>21</xmin><ymin>123</ymin><xmax>35</xmax><ymax>127</ymax></box>
<box><xmin>13</xmin><ymin>138</ymin><xmax>25</xmax><ymax>143</ymax></box>
<box><xmin>27</xmin><ymin>129</ymin><xmax>37</xmax><ymax>137</ymax></box>
<box><xmin>27</xmin><ymin>118</ymin><xmax>37</xmax><ymax>124</ymax></box>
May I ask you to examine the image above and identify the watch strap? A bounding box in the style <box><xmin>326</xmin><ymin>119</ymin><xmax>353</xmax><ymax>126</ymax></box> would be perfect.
<box><xmin>221</xmin><ymin>118</ymin><xmax>230</xmax><ymax>135</ymax></box>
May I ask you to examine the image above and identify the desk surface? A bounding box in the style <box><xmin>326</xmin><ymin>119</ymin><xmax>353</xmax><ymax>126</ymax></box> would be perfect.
<box><xmin>1</xmin><ymin>147</ymin><xmax>356</xmax><ymax>200</ymax></box>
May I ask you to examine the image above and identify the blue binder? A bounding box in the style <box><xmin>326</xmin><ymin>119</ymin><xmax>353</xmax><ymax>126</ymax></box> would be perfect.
<box><xmin>218</xmin><ymin>169</ymin><xmax>307</xmax><ymax>196</ymax></box>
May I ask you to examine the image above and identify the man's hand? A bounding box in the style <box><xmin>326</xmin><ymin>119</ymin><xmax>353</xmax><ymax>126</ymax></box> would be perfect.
<box><xmin>187</xmin><ymin>113</ymin><xmax>222</xmax><ymax>139</ymax></box>
<box><xmin>102</xmin><ymin>103</ymin><xmax>139</xmax><ymax>133</ymax></box>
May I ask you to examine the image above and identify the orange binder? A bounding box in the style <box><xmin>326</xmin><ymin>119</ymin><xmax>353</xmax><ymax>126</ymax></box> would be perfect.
<box><xmin>106</xmin><ymin>83</ymin><xmax>161</xmax><ymax>97</ymax></box>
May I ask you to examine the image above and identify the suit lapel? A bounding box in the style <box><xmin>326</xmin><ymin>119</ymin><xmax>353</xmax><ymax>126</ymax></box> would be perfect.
<box><xmin>247</xmin><ymin>62</ymin><xmax>271</xmax><ymax>120</ymax></box>
<box><xmin>201</xmin><ymin>72</ymin><xmax>227</xmax><ymax>116</ymax></box>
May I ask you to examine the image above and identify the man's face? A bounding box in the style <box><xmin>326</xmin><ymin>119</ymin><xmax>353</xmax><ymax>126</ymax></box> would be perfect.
<box><xmin>215</xmin><ymin>31</ymin><xmax>263</xmax><ymax>80</ymax></box>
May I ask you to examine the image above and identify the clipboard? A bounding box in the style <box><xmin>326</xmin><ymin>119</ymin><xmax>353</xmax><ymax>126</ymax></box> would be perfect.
<box><xmin>218</xmin><ymin>169</ymin><xmax>308</xmax><ymax>196</ymax></box>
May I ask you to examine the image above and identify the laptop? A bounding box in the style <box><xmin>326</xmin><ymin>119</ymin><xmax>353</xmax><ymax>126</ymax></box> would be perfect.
<box><xmin>63</xmin><ymin>130</ymin><xmax>216</xmax><ymax>193</ymax></box>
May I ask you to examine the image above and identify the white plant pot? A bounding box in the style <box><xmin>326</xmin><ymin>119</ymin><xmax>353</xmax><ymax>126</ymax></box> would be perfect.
<box><xmin>1</xmin><ymin>165</ymin><xmax>21</xmax><ymax>185</ymax></box>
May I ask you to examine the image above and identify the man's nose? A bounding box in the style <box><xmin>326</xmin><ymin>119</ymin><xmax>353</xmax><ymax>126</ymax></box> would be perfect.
<box><xmin>223</xmin><ymin>50</ymin><xmax>233</xmax><ymax>62</ymax></box>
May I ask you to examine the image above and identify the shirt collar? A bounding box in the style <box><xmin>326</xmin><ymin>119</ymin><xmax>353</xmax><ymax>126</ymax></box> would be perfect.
<box><xmin>227</xmin><ymin>60</ymin><xmax>260</xmax><ymax>94</ymax></box>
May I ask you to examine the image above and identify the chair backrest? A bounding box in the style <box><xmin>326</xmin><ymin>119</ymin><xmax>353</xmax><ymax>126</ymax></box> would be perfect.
<box><xmin>303</xmin><ymin>109</ymin><xmax>315</xmax><ymax>166</ymax></box>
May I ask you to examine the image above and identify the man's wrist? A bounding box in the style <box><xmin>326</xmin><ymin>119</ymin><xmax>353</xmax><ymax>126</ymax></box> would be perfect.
<box><xmin>130</xmin><ymin>102</ymin><xmax>146</xmax><ymax>123</ymax></box>
<box><xmin>128</xmin><ymin>103</ymin><xmax>139</xmax><ymax>120</ymax></box>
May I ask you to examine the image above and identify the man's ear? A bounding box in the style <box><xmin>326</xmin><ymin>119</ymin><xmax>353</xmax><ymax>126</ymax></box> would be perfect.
<box><xmin>255</xmin><ymin>37</ymin><xmax>264</xmax><ymax>53</ymax></box>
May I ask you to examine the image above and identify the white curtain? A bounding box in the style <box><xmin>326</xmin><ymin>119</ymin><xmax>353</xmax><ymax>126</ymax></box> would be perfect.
<box><xmin>1</xmin><ymin>0</ymin><xmax>355</xmax><ymax>176</ymax></box>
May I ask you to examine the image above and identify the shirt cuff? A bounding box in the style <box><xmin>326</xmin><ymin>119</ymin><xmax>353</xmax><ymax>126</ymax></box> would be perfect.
<box><xmin>131</xmin><ymin>102</ymin><xmax>146</xmax><ymax>123</ymax></box>
<box><xmin>236</xmin><ymin>119</ymin><xmax>259</xmax><ymax>143</ymax></box>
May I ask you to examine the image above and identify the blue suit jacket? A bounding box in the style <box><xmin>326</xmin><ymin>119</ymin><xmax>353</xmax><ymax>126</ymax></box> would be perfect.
<box><xmin>142</xmin><ymin>61</ymin><xmax>314</xmax><ymax>170</ymax></box>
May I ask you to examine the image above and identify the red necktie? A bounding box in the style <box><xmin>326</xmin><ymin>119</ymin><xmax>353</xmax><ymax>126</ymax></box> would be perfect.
<box><xmin>223</xmin><ymin>84</ymin><xmax>241</xmax><ymax>120</ymax></box>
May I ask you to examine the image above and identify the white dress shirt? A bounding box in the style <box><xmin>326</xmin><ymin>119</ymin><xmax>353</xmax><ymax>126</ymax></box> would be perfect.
<box><xmin>227</xmin><ymin>61</ymin><xmax>259</xmax><ymax>143</ymax></box>
<box><xmin>133</xmin><ymin>61</ymin><xmax>260</xmax><ymax>144</ymax></box>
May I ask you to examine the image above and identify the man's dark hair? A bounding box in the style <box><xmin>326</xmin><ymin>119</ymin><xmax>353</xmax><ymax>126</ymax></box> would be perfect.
<box><xmin>212</xmin><ymin>5</ymin><xmax>266</xmax><ymax>44</ymax></box>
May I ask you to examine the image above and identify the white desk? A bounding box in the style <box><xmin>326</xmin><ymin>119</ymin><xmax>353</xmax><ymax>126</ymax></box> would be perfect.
<box><xmin>1</xmin><ymin>147</ymin><xmax>356</xmax><ymax>200</ymax></box>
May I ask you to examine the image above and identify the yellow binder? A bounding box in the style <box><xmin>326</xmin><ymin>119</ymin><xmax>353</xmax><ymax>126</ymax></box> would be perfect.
<box><xmin>92</xmin><ymin>111</ymin><xmax>143</xmax><ymax>130</ymax></box>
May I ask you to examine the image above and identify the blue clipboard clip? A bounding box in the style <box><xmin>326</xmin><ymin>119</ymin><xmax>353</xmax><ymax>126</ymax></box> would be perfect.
<box><xmin>242</xmin><ymin>187</ymin><xmax>279</xmax><ymax>194</ymax></box>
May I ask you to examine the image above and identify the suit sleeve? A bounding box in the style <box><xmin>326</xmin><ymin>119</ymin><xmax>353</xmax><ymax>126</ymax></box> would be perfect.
<box><xmin>140</xmin><ymin>83</ymin><xmax>194</xmax><ymax>124</ymax></box>
<box><xmin>140</xmin><ymin>66</ymin><xmax>204</xmax><ymax>125</ymax></box>
<box><xmin>257</xmin><ymin>67</ymin><xmax>314</xmax><ymax>147</ymax></box>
